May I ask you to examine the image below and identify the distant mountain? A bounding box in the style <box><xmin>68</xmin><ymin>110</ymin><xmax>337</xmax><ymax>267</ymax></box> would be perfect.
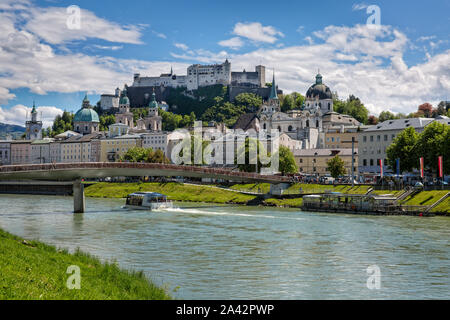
<box><xmin>0</xmin><ymin>122</ymin><xmax>26</xmax><ymax>139</ymax></box>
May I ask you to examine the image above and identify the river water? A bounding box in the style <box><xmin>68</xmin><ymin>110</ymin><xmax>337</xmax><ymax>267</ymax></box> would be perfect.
<box><xmin>0</xmin><ymin>194</ymin><xmax>449</xmax><ymax>299</ymax></box>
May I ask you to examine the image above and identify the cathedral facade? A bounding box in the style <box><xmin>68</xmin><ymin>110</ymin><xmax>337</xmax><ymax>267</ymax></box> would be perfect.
<box><xmin>259</xmin><ymin>73</ymin><xmax>360</xmax><ymax>149</ymax></box>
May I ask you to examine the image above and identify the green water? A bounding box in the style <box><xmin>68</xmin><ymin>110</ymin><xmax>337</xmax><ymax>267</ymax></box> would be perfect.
<box><xmin>0</xmin><ymin>194</ymin><xmax>449</xmax><ymax>299</ymax></box>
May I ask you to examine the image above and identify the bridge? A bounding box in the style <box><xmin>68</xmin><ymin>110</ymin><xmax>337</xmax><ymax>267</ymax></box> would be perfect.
<box><xmin>0</xmin><ymin>162</ymin><xmax>291</xmax><ymax>213</ymax></box>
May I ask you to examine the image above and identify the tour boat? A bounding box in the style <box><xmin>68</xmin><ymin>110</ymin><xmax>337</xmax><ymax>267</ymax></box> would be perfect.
<box><xmin>124</xmin><ymin>192</ymin><xmax>173</xmax><ymax>210</ymax></box>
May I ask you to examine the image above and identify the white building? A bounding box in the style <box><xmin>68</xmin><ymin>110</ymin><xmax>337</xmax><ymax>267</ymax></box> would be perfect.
<box><xmin>358</xmin><ymin>118</ymin><xmax>435</xmax><ymax>175</ymax></box>
<box><xmin>131</xmin><ymin>60</ymin><xmax>266</xmax><ymax>92</ymax></box>
<box><xmin>0</xmin><ymin>141</ymin><xmax>11</xmax><ymax>165</ymax></box>
<box><xmin>30</xmin><ymin>139</ymin><xmax>52</xmax><ymax>164</ymax></box>
<box><xmin>260</xmin><ymin>73</ymin><xmax>360</xmax><ymax>150</ymax></box>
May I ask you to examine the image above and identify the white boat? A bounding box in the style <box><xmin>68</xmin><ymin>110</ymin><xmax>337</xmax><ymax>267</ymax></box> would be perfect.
<box><xmin>124</xmin><ymin>192</ymin><xmax>173</xmax><ymax>210</ymax></box>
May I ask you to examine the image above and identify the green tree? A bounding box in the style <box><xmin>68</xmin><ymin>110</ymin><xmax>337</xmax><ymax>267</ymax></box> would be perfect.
<box><xmin>386</xmin><ymin>126</ymin><xmax>419</xmax><ymax>173</ymax></box>
<box><xmin>235</xmin><ymin>137</ymin><xmax>268</xmax><ymax>173</ymax></box>
<box><xmin>276</xmin><ymin>146</ymin><xmax>298</xmax><ymax>175</ymax></box>
<box><xmin>147</xmin><ymin>149</ymin><xmax>170</xmax><ymax>164</ymax></box>
<box><xmin>121</xmin><ymin>147</ymin><xmax>151</xmax><ymax>163</ymax></box>
<box><xmin>234</xmin><ymin>92</ymin><xmax>263</xmax><ymax>112</ymax></box>
<box><xmin>334</xmin><ymin>95</ymin><xmax>369</xmax><ymax>124</ymax></box>
<box><xmin>100</xmin><ymin>114</ymin><xmax>116</xmax><ymax>131</ymax></box>
<box><xmin>378</xmin><ymin>111</ymin><xmax>396</xmax><ymax>122</ymax></box>
<box><xmin>326</xmin><ymin>155</ymin><xmax>347</xmax><ymax>179</ymax></box>
<box><xmin>416</xmin><ymin>121</ymin><xmax>450</xmax><ymax>174</ymax></box>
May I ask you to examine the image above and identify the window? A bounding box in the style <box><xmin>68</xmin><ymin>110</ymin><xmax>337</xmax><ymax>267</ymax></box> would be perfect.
<box><xmin>363</xmin><ymin>159</ymin><xmax>367</xmax><ymax>166</ymax></box>
<box><xmin>363</xmin><ymin>136</ymin><xmax>367</xmax><ymax>142</ymax></box>
<box><xmin>370</xmin><ymin>136</ymin><xmax>373</xmax><ymax>142</ymax></box>
<box><xmin>384</xmin><ymin>135</ymin><xmax>388</xmax><ymax>141</ymax></box>
<box><xmin>377</xmin><ymin>135</ymin><xmax>381</xmax><ymax>142</ymax></box>
<box><xmin>370</xmin><ymin>159</ymin><xmax>374</xmax><ymax>166</ymax></box>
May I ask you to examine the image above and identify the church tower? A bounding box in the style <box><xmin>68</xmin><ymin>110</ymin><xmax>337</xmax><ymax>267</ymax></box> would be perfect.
<box><xmin>115</xmin><ymin>86</ymin><xmax>134</xmax><ymax>128</ymax></box>
<box><xmin>26</xmin><ymin>101</ymin><xmax>43</xmax><ymax>140</ymax></box>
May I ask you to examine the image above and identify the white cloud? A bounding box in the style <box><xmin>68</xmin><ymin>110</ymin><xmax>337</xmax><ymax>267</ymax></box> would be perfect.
<box><xmin>296</xmin><ymin>26</ymin><xmax>304</xmax><ymax>33</ymax></box>
<box><xmin>25</xmin><ymin>6</ymin><xmax>144</xmax><ymax>44</ymax></box>
<box><xmin>352</xmin><ymin>3</ymin><xmax>368</xmax><ymax>11</ymax></box>
<box><xmin>417</xmin><ymin>35</ymin><xmax>436</xmax><ymax>42</ymax></box>
<box><xmin>91</xmin><ymin>45</ymin><xmax>123</xmax><ymax>51</ymax></box>
<box><xmin>0</xmin><ymin>104</ymin><xmax>63</xmax><ymax>127</ymax></box>
<box><xmin>178</xmin><ymin>24</ymin><xmax>449</xmax><ymax>115</ymax></box>
<box><xmin>152</xmin><ymin>30</ymin><xmax>167</xmax><ymax>39</ymax></box>
<box><xmin>174</xmin><ymin>43</ymin><xmax>189</xmax><ymax>51</ymax></box>
<box><xmin>232</xmin><ymin>22</ymin><xmax>284</xmax><ymax>44</ymax></box>
<box><xmin>218</xmin><ymin>37</ymin><xmax>244</xmax><ymax>50</ymax></box>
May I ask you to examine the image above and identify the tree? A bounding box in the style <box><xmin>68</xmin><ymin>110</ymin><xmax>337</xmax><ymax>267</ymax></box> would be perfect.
<box><xmin>386</xmin><ymin>126</ymin><xmax>419</xmax><ymax>173</ymax></box>
<box><xmin>147</xmin><ymin>149</ymin><xmax>170</xmax><ymax>164</ymax></box>
<box><xmin>334</xmin><ymin>95</ymin><xmax>369</xmax><ymax>124</ymax></box>
<box><xmin>418</xmin><ymin>103</ymin><xmax>434</xmax><ymax>118</ymax></box>
<box><xmin>100</xmin><ymin>114</ymin><xmax>116</xmax><ymax>131</ymax></box>
<box><xmin>234</xmin><ymin>92</ymin><xmax>263</xmax><ymax>112</ymax></box>
<box><xmin>378</xmin><ymin>111</ymin><xmax>396</xmax><ymax>122</ymax></box>
<box><xmin>276</xmin><ymin>146</ymin><xmax>298</xmax><ymax>175</ymax></box>
<box><xmin>416</xmin><ymin>121</ymin><xmax>450</xmax><ymax>174</ymax></box>
<box><xmin>368</xmin><ymin>115</ymin><xmax>379</xmax><ymax>125</ymax></box>
<box><xmin>326</xmin><ymin>155</ymin><xmax>347</xmax><ymax>179</ymax></box>
<box><xmin>121</xmin><ymin>147</ymin><xmax>151</xmax><ymax>163</ymax></box>
<box><xmin>235</xmin><ymin>137</ymin><xmax>268</xmax><ymax>173</ymax></box>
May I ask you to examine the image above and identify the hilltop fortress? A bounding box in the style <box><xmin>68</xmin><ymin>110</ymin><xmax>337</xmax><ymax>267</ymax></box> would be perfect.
<box><xmin>100</xmin><ymin>60</ymin><xmax>276</xmax><ymax>110</ymax></box>
<box><xmin>132</xmin><ymin>59</ymin><xmax>266</xmax><ymax>91</ymax></box>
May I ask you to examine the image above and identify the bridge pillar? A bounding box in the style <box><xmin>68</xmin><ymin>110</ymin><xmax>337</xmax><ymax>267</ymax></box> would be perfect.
<box><xmin>73</xmin><ymin>179</ymin><xmax>85</xmax><ymax>213</ymax></box>
<box><xmin>269</xmin><ymin>183</ymin><xmax>290</xmax><ymax>196</ymax></box>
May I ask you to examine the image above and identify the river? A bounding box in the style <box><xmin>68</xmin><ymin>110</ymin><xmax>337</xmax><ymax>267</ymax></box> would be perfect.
<box><xmin>0</xmin><ymin>194</ymin><xmax>449</xmax><ymax>299</ymax></box>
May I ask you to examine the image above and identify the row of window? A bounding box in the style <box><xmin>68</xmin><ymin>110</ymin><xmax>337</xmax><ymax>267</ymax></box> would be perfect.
<box><xmin>362</xmin><ymin>159</ymin><xmax>388</xmax><ymax>166</ymax></box>
<box><xmin>363</xmin><ymin>134</ymin><xmax>396</xmax><ymax>143</ymax></box>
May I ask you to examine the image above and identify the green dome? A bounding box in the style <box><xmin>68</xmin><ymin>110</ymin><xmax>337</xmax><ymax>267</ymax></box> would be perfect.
<box><xmin>148</xmin><ymin>91</ymin><xmax>158</xmax><ymax>108</ymax></box>
<box><xmin>74</xmin><ymin>107</ymin><xmax>99</xmax><ymax>122</ymax></box>
<box><xmin>119</xmin><ymin>88</ymin><xmax>130</xmax><ymax>105</ymax></box>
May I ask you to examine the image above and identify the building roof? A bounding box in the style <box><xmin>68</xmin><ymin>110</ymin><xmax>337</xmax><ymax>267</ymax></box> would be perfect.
<box><xmin>74</xmin><ymin>107</ymin><xmax>99</xmax><ymax>123</ymax></box>
<box><xmin>269</xmin><ymin>72</ymin><xmax>278</xmax><ymax>100</ymax></box>
<box><xmin>294</xmin><ymin>148</ymin><xmax>358</xmax><ymax>157</ymax></box>
<box><xmin>119</xmin><ymin>87</ymin><xmax>130</xmax><ymax>105</ymax></box>
<box><xmin>233</xmin><ymin>113</ymin><xmax>258</xmax><ymax>131</ymax></box>
<box><xmin>306</xmin><ymin>74</ymin><xmax>332</xmax><ymax>100</ymax></box>
<box><xmin>63</xmin><ymin>132</ymin><xmax>103</xmax><ymax>143</ymax></box>
<box><xmin>364</xmin><ymin>118</ymin><xmax>434</xmax><ymax>132</ymax></box>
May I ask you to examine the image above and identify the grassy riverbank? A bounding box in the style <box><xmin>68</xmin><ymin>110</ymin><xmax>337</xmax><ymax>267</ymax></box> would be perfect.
<box><xmin>85</xmin><ymin>182</ymin><xmax>256</xmax><ymax>204</ymax></box>
<box><xmin>84</xmin><ymin>182</ymin><xmax>449</xmax><ymax>213</ymax></box>
<box><xmin>0</xmin><ymin>228</ymin><xmax>170</xmax><ymax>300</ymax></box>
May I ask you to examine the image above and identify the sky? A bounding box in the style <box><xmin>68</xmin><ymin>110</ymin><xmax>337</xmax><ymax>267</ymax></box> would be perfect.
<box><xmin>0</xmin><ymin>0</ymin><xmax>449</xmax><ymax>127</ymax></box>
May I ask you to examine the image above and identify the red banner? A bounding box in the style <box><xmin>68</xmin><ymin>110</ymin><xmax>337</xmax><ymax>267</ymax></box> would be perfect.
<box><xmin>420</xmin><ymin>157</ymin><xmax>424</xmax><ymax>178</ymax></box>
<box><xmin>438</xmin><ymin>156</ymin><xmax>443</xmax><ymax>178</ymax></box>
<box><xmin>379</xmin><ymin>159</ymin><xmax>383</xmax><ymax>177</ymax></box>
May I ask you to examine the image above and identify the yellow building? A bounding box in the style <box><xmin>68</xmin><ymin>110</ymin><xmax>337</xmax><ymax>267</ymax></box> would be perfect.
<box><xmin>60</xmin><ymin>133</ymin><xmax>103</xmax><ymax>163</ymax></box>
<box><xmin>323</xmin><ymin>125</ymin><xmax>369</xmax><ymax>149</ymax></box>
<box><xmin>294</xmin><ymin>148</ymin><xmax>358</xmax><ymax>176</ymax></box>
<box><xmin>99</xmin><ymin>134</ymin><xmax>142</xmax><ymax>162</ymax></box>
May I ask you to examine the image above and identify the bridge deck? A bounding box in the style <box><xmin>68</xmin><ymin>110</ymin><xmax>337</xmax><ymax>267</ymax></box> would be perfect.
<box><xmin>0</xmin><ymin>162</ymin><xmax>290</xmax><ymax>184</ymax></box>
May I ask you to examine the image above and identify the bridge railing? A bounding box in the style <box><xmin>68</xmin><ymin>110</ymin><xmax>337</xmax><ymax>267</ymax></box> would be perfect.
<box><xmin>0</xmin><ymin>162</ymin><xmax>291</xmax><ymax>183</ymax></box>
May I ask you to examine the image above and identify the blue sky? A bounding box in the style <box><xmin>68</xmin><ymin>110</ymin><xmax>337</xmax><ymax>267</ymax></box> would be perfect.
<box><xmin>0</xmin><ymin>0</ymin><xmax>449</xmax><ymax>127</ymax></box>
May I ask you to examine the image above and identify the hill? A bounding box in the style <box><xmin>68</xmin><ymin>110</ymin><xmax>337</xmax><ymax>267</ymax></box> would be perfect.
<box><xmin>0</xmin><ymin>122</ymin><xmax>25</xmax><ymax>139</ymax></box>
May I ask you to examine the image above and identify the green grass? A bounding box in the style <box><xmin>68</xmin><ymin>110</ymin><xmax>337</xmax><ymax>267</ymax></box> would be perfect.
<box><xmin>0</xmin><ymin>228</ymin><xmax>170</xmax><ymax>300</ymax></box>
<box><xmin>432</xmin><ymin>197</ymin><xmax>450</xmax><ymax>213</ymax></box>
<box><xmin>85</xmin><ymin>182</ymin><xmax>257</xmax><ymax>204</ymax></box>
<box><xmin>264</xmin><ymin>197</ymin><xmax>303</xmax><ymax>208</ymax></box>
<box><xmin>401</xmin><ymin>191</ymin><xmax>449</xmax><ymax>206</ymax></box>
<box><xmin>229</xmin><ymin>183</ymin><xmax>271</xmax><ymax>193</ymax></box>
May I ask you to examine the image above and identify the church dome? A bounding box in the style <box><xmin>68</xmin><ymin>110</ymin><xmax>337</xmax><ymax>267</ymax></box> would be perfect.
<box><xmin>74</xmin><ymin>107</ymin><xmax>99</xmax><ymax>122</ymax></box>
<box><xmin>306</xmin><ymin>73</ymin><xmax>333</xmax><ymax>100</ymax></box>
<box><xmin>119</xmin><ymin>88</ymin><xmax>130</xmax><ymax>105</ymax></box>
